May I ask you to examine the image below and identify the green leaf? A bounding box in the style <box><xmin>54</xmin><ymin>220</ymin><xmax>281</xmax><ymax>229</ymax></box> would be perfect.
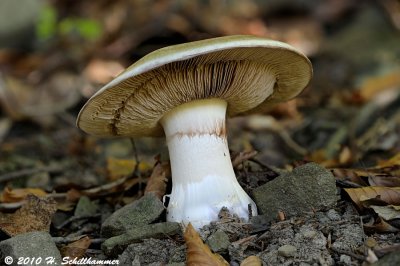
<box><xmin>35</xmin><ymin>5</ymin><xmax>57</xmax><ymax>39</ymax></box>
<box><xmin>59</xmin><ymin>18</ymin><xmax>102</xmax><ymax>41</ymax></box>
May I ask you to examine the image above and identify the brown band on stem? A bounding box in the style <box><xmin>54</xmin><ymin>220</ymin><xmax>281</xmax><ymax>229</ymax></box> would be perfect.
<box><xmin>170</xmin><ymin>119</ymin><xmax>226</xmax><ymax>139</ymax></box>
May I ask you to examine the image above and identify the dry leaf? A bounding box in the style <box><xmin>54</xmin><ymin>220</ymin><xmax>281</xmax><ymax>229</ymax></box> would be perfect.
<box><xmin>184</xmin><ymin>223</ymin><xmax>229</xmax><ymax>266</ymax></box>
<box><xmin>370</xmin><ymin>205</ymin><xmax>400</xmax><ymax>220</ymax></box>
<box><xmin>338</xmin><ymin>146</ymin><xmax>352</xmax><ymax>165</ymax></box>
<box><xmin>240</xmin><ymin>255</ymin><xmax>262</xmax><ymax>266</ymax></box>
<box><xmin>66</xmin><ymin>188</ymin><xmax>83</xmax><ymax>202</ymax></box>
<box><xmin>357</xmin><ymin>69</ymin><xmax>400</xmax><ymax>102</ymax></box>
<box><xmin>0</xmin><ymin>187</ymin><xmax>47</xmax><ymax>203</ymax></box>
<box><xmin>331</xmin><ymin>168</ymin><xmax>369</xmax><ymax>187</ymax></box>
<box><xmin>364</xmin><ymin>217</ymin><xmax>399</xmax><ymax>233</ymax></box>
<box><xmin>344</xmin><ymin>187</ymin><xmax>400</xmax><ymax>209</ymax></box>
<box><xmin>107</xmin><ymin>157</ymin><xmax>150</xmax><ymax>180</ymax></box>
<box><xmin>309</xmin><ymin>146</ymin><xmax>355</xmax><ymax>168</ymax></box>
<box><xmin>368</xmin><ymin>175</ymin><xmax>400</xmax><ymax>187</ymax></box>
<box><xmin>0</xmin><ymin>195</ymin><xmax>57</xmax><ymax>236</ymax></box>
<box><xmin>331</xmin><ymin>156</ymin><xmax>400</xmax><ymax>187</ymax></box>
<box><xmin>307</xmin><ymin>149</ymin><xmax>338</xmax><ymax>168</ymax></box>
<box><xmin>144</xmin><ymin>161</ymin><xmax>170</xmax><ymax>200</ymax></box>
<box><xmin>60</xmin><ymin>236</ymin><xmax>91</xmax><ymax>260</ymax></box>
<box><xmin>377</xmin><ymin>153</ymin><xmax>400</xmax><ymax>168</ymax></box>
<box><xmin>53</xmin><ymin>189</ymin><xmax>82</xmax><ymax>211</ymax></box>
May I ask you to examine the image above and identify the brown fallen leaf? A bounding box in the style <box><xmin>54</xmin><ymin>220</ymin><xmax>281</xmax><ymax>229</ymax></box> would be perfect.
<box><xmin>364</xmin><ymin>217</ymin><xmax>399</xmax><ymax>234</ymax></box>
<box><xmin>240</xmin><ymin>255</ymin><xmax>262</xmax><ymax>266</ymax></box>
<box><xmin>0</xmin><ymin>187</ymin><xmax>47</xmax><ymax>203</ymax></box>
<box><xmin>377</xmin><ymin>153</ymin><xmax>400</xmax><ymax>168</ymax></box>
<box><xmin>144</xmin><ymin>161</ymin><xmax>170</xmax><ymax>200</ymax></box>
<box><xmin>0</xmin><ymin>195</ymin><xmax>57</xmax><ymax>236</ymax></box>
<box><xmin>370</xmin><ymin>205</ymin><xmax>400</xmax><ymax>221</ymax></box>
<box><xmin>308</xmin><ymin>145</ymin><xmax>356</xmax><ymax>168</ymax></box>
<box><xmin>344</xmin><ymin>187</ymin><xmax>400</xmax><ymax>209</ymax></box>
<box><xmin>331</xmin><ymin>153</ymin><xmax>400</xmax><ymax>187</ymax></box>
<box><xmin>368</xmin><ymin>175</ymin><xmax>400</xmax><ymax>187</ymax></box>
<box><xmin>107</xmin><ymin>157</ymin><xmax>151</xmax><ymax>180</ymax></box>
<box><xmin>60</xmin><ymin>236</ymin><xmax>91</xmax><ymax>261</ymax></box>
<box><xmin>184</xmin><ymin>223</ymin><xmax>229</xmax><ymax>266</ymax></box>
<box><xmin>357</xmin><ymin>69</ymin><xmax>400</xmax><ymax>102</ymax></box>
<box><xmin>331</xmin><ymin>168</ymin><xmax>369</xmax><ymax>187</ymax></box>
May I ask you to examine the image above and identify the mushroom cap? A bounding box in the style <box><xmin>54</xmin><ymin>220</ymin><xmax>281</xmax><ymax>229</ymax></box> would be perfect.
<box><xmin>77</xmin><ymin>35</ymin><xmax>312</xmax><ymax>137</ymax></box>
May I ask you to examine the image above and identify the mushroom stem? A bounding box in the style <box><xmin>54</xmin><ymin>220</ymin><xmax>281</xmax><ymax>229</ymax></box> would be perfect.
<box><xmin>161</xmin><ymin>98</ymin><xmax>257</xmax><ymax>229</ymax></box>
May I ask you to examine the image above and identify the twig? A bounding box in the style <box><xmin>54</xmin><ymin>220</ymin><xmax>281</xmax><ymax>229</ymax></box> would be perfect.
<box><xmin>130</xmin><ymin>138</ymin><xmax>140</xmax><ymax>170</ymax></box>
<box><xmin>278</xmin><ymin>129</ymin><xmax>308</xmax><ymax>156</ymax></box>
<box><xmin>330</xmin><ymin>246</ymin><xmax>366</xmax><ymax>261</ymax></box>
<box><xmin>130</xmin><ymin>138</ymin><xmax>142</xmax><ymax>190</ymax></box>
<box><xmin>55</xmin><ymin>214</ymin><xmax>102</xmax><ymax>230</ymax></box>
<box><xmin>0</xmin><ymin>176</ymin><xmax>133</xmax><ymax>211</ymax></box>
<box><xmin>53</xmin><ymin>235</ymin><xmax>88</xmax><ymax>244</ymax></box>
<box><xmin>232</xmin><ymin>150</ymin><xmax>258</xmax><ymax>168</ymax></box>
<box><xmin>0</xmin><ymin>165</ymin><xmax>64</xmax><ymax>183</ymax></box>
<box><xmin>83</xmin><ymin>175</ymin><xmax>130</xmax><ymax>195</ymax></box>
<box><xmin>0</xmin><ymin>201</ymin><xmax>25</xmax><ymax>211</ymax></box>
<box><xmin>53</xmin><ymin>235</ymin><xmax>106</xmax><ymax>245</ymax></box>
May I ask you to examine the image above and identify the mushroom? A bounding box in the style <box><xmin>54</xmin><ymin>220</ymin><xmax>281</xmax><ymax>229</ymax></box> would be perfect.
<box><xmin>77</xmin><ymin>35</ymin><xmax>312</xmax><ymax>229</ymax></box>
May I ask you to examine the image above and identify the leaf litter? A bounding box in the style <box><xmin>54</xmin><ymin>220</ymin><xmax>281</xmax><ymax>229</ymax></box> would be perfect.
<box><xmin>0</xmin><ymin>0</ymin><xmax>399</xmax><ymax>265</ymax></box>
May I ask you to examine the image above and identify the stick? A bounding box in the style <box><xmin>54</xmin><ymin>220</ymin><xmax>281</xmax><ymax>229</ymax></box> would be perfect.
<box><xmin>0</xmin><ymin>165</ymin><xmax>64</xmax><ymax>183</ymax></box>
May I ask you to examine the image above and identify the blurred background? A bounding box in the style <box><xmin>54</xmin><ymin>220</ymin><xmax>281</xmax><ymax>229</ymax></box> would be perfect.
<box><xmin>0</xmin><ymin>0</ymin><xmax>399</xmax><ymax>190</ymax></box>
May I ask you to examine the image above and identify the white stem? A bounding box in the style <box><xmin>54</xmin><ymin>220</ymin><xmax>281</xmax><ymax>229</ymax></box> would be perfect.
<box><xmin>161</xmin><ymin>98</ymin><xmax>257</xmax><ymax>229</ymax></box>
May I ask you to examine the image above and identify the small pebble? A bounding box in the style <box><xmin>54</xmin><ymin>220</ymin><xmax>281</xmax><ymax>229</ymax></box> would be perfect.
<box><xmin>340</xmin><ymin>254</ymin><xmax>352</xmax><ymax>265</ymax></box>
<box><xmin>206</xmin><ymin>230</ymin><xmax>230</xmax><ymax>253</ymax></box>
<box><xmin>326</xmin><ymin>209</ymin><xmax>341</xmax><ymax>221</ymax></box>
<box><xmin>278</xmin><ymin>244</ymin><xmax>297</xmax><ymax>258</ymax></box>
<box><xmin>302</xmin><ymin>230</ymin><xmax>317</xmax><ymax>239</ymax></box>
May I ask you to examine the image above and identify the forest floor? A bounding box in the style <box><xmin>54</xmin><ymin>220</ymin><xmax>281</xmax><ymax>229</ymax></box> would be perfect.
<box><xmin>0</xmin><ymin>1</ymin><xmax>399</xmax><ymax>265</ymax></box>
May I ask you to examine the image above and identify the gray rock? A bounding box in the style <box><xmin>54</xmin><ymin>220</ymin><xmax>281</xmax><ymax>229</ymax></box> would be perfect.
<box><xmin>206</xmin><ymin>230</ymin><xmax>230</xmax><ymax>253</ymax></box>
<box><xmin>74</xmin><ymin>196</ymin><xmax>99</xmax><ymax>217</ymax></box>
<box><xmin>372</xmin><ymin>251</ymin><xmax>400</xmax><ymax>266</ymax></box>
<box><xmin>278</xmin><ymin>244</ymin><xmax>297</xmax><ymax>258</ymax></box>
<box><xmin>118</xmin><ymin>238</ymin><xmax>184</xmax><ymax>265</ymax></box>
<box><xmin>168</xmin><ymin>245</ymin><xmax>186</xmax><ymax>264</ymax></box>
<box><xmin>0</xmin><ymin>231</ymin><xmax>62</xmax><ymax>266</ymax></box>
<box><xmin>252</xmin><ymin>163</ymin><xmax>337</xmax><ymax>219</ymax></box>
<box><xmin>102</xmin><ymin>222</ymin><xmax>182</xmax><ymax>256</ymax></box>
<box><xmin>332</xmin><ymin>223</ymin><xmax>363</xmax><ymax>251</ymax></box>
<box><xmin>101</xmin><ymin>193</ymin><xmax>165</xmax><ymax>237</ymax></box>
